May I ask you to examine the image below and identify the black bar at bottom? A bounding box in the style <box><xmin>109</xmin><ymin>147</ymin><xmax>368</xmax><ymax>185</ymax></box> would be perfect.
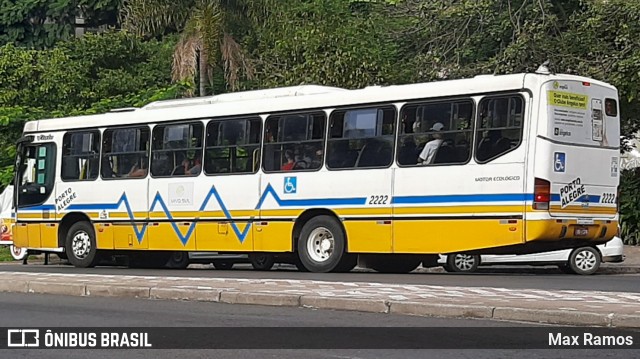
<box><xmin>1</xmin><ymin>327</ymin><xmax>639</xmax><ymax>349</ymax></box>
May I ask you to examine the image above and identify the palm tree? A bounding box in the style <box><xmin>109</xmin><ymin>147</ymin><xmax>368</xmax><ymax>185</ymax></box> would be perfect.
<box><xmin>120</xmin><ymin>0</ymin><xmax>269</xmax><ymax>96</ymax></box>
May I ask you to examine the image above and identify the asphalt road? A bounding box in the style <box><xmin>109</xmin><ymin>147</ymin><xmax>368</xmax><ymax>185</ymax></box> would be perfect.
<box><xmin>1</xmin><ymin>292</ymin><xmax>638</xmax><ymax>359</ymax></box>
<box><xmin>1</xmin><ymin>262</ymin><xmax>639</xmax><ymax>293</ymax></box>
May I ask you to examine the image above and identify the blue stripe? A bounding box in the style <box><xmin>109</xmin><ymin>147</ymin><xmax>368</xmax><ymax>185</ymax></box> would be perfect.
<box><xmin>19</xmin><ymin>204</ymin><xmax>55</xmax><ymax>211</ymax></box>
<box><xmin>60</xmin><ymin>183</ymin><xmax>367</xmax><ymax>246</ymax></box>
<box><xmin>392</xmin><ymin>193</ymin><xmax>533</xmax><ymax>205</ymax></box>
<box><xmin>550</xmin><ymin>194</ymin><xmax>601</xmax><ymax>203</ymax></box>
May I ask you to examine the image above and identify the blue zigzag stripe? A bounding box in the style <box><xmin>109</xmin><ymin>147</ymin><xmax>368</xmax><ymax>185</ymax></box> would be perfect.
<box><xmin>66</xmin><ymin>183</ymin><xmax>367</xmax><ymax>246</ymax></box>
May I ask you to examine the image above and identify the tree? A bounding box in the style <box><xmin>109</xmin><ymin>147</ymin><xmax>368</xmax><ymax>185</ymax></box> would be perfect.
<box><xmin>120</xmin><ymin>0</ymin><xmax>271</xmax><ymax>96</ymax></box>
<box><xmin>0</xmin><ymin>0</ymin><xmax>120</xmax><ymax>49</ymax></box>
<box><xmin>254</xmin><ymin>0</ymin><xmax>400</xmax><ymax>89</ymax></box>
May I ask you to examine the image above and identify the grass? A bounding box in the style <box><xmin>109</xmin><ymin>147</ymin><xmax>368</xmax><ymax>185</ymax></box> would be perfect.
<box><xmin>0</xmin><ymin>246</ymin><xmax>13</xmax><ymax>261</ymax></box>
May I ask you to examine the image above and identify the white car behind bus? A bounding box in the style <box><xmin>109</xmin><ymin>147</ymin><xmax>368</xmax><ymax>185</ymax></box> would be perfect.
<box><xmin>439</xmin><ymin>236</ymin><xmax>625</xmax><ymax>275</ymax></box>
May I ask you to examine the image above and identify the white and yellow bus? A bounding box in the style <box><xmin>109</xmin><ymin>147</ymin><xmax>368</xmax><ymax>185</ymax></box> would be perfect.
<box><xmin>11</xmin><ymin>70</ymin><xmax>620</xmax><ymax>272</ymax></box>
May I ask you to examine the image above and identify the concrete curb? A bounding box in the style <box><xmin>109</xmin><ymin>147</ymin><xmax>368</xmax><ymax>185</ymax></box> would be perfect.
<box><xmin>150</xmin><ymin>287</ymin><xmax>222</xmax><ymax>302</ymax></box>
<box><xmin>1</xmin><ymin>279</ymin><xmax>640</xmax><ymax>328</ymax></box>
<box><xmin>389</xmin><ymin>301</ymin><xmax>494</xmax><ymax>319</ymax></box>
<box><xmin>300</xmin><ymin>296</ymin><xmax>389</xmax><ymax>313</ymax></box>
<box><xmin>492</xmin><ymin>307</ymin><xmax>611</xmax><ymax>327</ymax></box>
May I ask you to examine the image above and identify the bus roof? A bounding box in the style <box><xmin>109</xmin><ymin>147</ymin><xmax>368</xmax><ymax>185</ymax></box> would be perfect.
<box><xmin>25</xmin><ymin>73</ymin><xmax>616</xmax><ymax>133</ymax></box>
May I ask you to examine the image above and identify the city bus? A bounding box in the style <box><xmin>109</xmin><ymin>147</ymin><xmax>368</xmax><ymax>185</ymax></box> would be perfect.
<box><xmin>11</xmin><ymin>69</ymin><xmax>620</xmax><ymax>273</ymax></box>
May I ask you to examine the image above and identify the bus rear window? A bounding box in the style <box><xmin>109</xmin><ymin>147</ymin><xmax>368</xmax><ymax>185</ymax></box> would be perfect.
<box><xmin>605</xmin><ymin>98</ymin><xmax>618</xmax><ymax>117</ymax></box>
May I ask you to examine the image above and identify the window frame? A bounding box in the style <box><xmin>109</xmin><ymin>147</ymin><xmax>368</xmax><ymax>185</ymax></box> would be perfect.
<box><xmin>473</xmin><ymin>93</ymin><xmax>526</xmax><ymax>164</ymax></box>
<box><xmin>204</xmin><ymin>116</ymin><xmax>263</xmax><ymax>176</ymax></box>
<box><xmin>326</xmin><ymin>104</ymin><xmax>397</xmax><ymax>171</ymax></box>
<box><xmin>396</xmin><ymin>97</ymin><xmax>475</xmax><ymax>168</ymax></box>
<box><xmin>61</xmin><ymin>130</ymin><xmax>101</xmax><ymax>182</ymax></box>
<box><xmin>16</xmin><ymin>142</ymin><xmax>57</xmax><ymax>208</ymax></box>
<box><xmin>100</xmin><ymin>125</ymin><xmax>151</xmax><ymax>181</ymax></box>
<box><xmin>150</xmin><ymin>121</ymin><xmax>204</xmax><ymax>178</ymax></box>
<box><xmin>261</xmin><ymin>111</ymin><xmax>327</xmax><ymax>174</ymax></box>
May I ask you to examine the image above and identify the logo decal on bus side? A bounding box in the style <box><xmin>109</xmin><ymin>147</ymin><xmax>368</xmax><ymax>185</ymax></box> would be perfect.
<box><xmin>554</xmin><ymin>152</ymin><xmax>566</xmax><ymax>172</ymax></box>
<box><xmin>284</xmin><ymin>177</ymin><xmax>297</xmax><ymax>194</ymax></box>
<box><xmin>560</xmin><ymin>177</ymin><xmax>585</xmax><ymax>208</ymax></box>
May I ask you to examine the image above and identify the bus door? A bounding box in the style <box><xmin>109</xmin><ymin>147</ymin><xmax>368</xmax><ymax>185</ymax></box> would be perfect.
<box><xmin>14</xmin><ymin>140</ymin><xmax>57</xmax><ymax>249</ymax></box>
<box><xmin>101</xmin><ymin>126</ymin><xmax>150</xmax><ymax>250</ymax></box>
<box><xmin>195</xmin><ymin>118</ymin><xmax>262</xmax><ymax>252</ymax></box>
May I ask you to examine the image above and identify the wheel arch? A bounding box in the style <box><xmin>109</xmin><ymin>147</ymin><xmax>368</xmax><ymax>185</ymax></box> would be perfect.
<box><xmin>292</xmin><ymin>208</ymin><xmax>347</xmax><ymax>253</ymax></box>
<box><xmin>58</xmin><ymin>212</ymin><xmax>94</xmax><ymax>248</ymax></box>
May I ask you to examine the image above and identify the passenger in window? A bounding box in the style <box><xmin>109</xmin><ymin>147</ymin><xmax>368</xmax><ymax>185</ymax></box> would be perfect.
<box><xmin>310</xmin><ymin>148</ymin><xmax>323</xmax><ymax>168</ymax></box>
<box><xmin>182</xmin><ymin>154</ymin><xmax>202</xmax><ymax>175</ymax></box>
<box><xmin>127</xmin><ymin>162</ymin><xmax>147</xmax><ymax>178</ymax></box>
<box><xmin>281</xmin><ymin>150</ymin><xmax>295</xmax><ymax>171</ymax></box>
<box><xmin>417</xmin><ymin>122</ymin><xmax>445</xmax><ymax>165</ymax></box>
<box><xmin>476</xmin><ymin>130</ymin><xmax>501</xmax><ymax>161</ymax></box>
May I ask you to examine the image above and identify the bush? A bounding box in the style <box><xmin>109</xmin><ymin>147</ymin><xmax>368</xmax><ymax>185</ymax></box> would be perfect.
<box><xmin>619</xmin><ymin>168</ymin><xmax>640</xmax><ymax>245</ymax></box>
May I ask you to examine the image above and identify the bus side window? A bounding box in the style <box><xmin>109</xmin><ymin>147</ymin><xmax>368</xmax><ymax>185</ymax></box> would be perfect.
<box><xmin>397</xmin><ymin>100</ymin><xmax>472</xmax><ymax>166</ymax></box>
<box><xmin>61</xmin><ymin>131</ymin><xmax>100</xmax><ymax>181</ymax></box>
<box><xmin>204</xmin><ymin>117</ymin><xmax>261</xmax><ymax>175</ymax></box>
<box><xmin>151</xmin><ymin>122</ymin><xmax>203</xmax><ymax>177</ymax></box>
<box><xmin>474</xmin><ymin>96</ymin><xmax>524</xmax><ymax>163</ymax></box>
<box><xmin>101</xmin><ymin>126</ymin><xmax>150</xmax><ymax>179</ymax></box>
<box><xmin>262</xmin><ymin>112</ymin><xmax>326</xmax><ymax>173</ymax></box>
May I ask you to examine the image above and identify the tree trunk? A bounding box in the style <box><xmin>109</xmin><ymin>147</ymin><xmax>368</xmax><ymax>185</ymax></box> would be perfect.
<box><xmin>198</xmin><ymin>49</ymin><xmax>207</xmax><ymax>96</ymax></box>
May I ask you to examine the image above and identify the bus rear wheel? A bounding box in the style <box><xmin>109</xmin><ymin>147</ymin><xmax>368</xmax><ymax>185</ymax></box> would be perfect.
<box><xmin>65</xmin><ymin>221</ymin><xmax>100</xmax><ymax>268</ymax></box>
<box><xmin>165</xmin><ymin>251</ymin><xmax>190</xmax><ymax>269</ymax></box>
<box><xmin>249</xmin><ymin>253</ymin><xmax>275</xmax><ymax>271</ymax></box>
<box><xmin>297</xmin><ymin>215</ymin><xmax>347</xmax><ymax>273</ymax></box>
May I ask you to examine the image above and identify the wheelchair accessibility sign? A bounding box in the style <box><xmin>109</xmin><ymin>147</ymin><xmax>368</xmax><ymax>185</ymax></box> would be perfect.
<box><xmin>284</xmin><ymin>176</ymin><xmax>297</xmax><ymax>194</ymax></box>
<box><xmin>554</xmin><ymin>152</ymin><xmax>566</xmax><ymax>172</ymax></box>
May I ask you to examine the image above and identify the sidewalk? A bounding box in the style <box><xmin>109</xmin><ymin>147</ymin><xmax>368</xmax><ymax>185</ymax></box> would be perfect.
<box><xmin>1</xmin><ymin>245</ymin><xmax>638</xmax><ymax>328</ymax></box>
<box><xmin>1</xmin><ymin>269</ymin><xmax>639</xmax><ymax>328</ymax></box>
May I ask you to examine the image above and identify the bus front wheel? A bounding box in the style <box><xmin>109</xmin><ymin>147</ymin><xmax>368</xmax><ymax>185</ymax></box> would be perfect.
<box><xmin>65</xmin><ymin>221</ymin><xmax>100</xmax><ymax>268</ymax></box>
<box><xmin>297</xmin><ymin>215</ymin><xmax>347</xmax><ymax>273</ymax></box>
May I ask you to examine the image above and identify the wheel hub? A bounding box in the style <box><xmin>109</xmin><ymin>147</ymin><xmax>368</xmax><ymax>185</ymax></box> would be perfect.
<box><xmin>575</xmin><ymin>250</ymin><xmax>597</xmax><ymax>271</ymax></box>
<box><xmin>72</xmin><ymin>231</ymin><xmax>91</xmax><ymax>259</ymax></box>
<box><xmin>454</xmin><ymin>254</ymin><xmax>475</xmax><ymax>271</ymax></box>
<box><xmin>307</xmin><ymin>227</ymin><xmax>334</xmax><ymax>263</ymax></box>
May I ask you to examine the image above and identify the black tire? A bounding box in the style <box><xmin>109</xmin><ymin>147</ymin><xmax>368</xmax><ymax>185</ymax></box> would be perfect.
<box><xmin>369</xmin><ymin>257</ymin><xmax>421</xmax><ymax>274</ymax></box>
<box><xmin>557</xmin><ymin>265</ymin><xmax>575</xmax><ymax>274</ymax></box>
<box><xmin>212</xmin><ymin>260</ymin><xmax>234</xmax><ymax>270</ymax></box>
<box><xmin>443</xmin><ymin>253</ymin><xmax>480</xmax><ymax>273</ymax></box>
<box><xmin>293</xmin><ymin>257</ymin><xmax>309</xmax><ymax>272</ymax></box>
<box><xmin>165</xmin><ymin>251</ymin><xmax>190</xmax><ymax>269</ymax></box>
<box><xmin>333</xmin><ymin>254</ymin><xmax>358</xmax><ymax>273</ymax></box>
<box><xmin>249</xmin><ymin>253</ymin><xmax>275</xmax><ymax>271</ymax></box>
<box><xmin>297</xmin><ymin>215</ymin><xmax>347</xmax><ymax>273</ymax></box>
<box><xmin>567</xmin><ymin>247</ymin><xmax>601</xmax><ymax>275</ymax></box>
<box><xmin>65</xmin><ymin>221</ymin><xmax>100</xmax><ymax>268</ymax></box>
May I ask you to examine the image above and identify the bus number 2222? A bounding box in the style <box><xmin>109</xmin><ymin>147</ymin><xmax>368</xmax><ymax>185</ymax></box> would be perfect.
<box><xmin>369</xmin><ymin>195</ymin><xmax>389</xmax><ymax>205</ymax></box>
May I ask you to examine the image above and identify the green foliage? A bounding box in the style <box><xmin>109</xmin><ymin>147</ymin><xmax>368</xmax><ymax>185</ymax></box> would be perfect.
<box><xmin>0</xmin><ymin>0</ymin><xmax>119</xmax><ymax>49</ymax></box>
<box><xmin>0</xmin><ymin>31</ymin><xmax>184</xmax><ymax>189</ymax></box>
<box><xmin>255</xmin><ymin>0</ymin><xmax>398</xmax><ymax>89</ymax></box>
<box><xmin>619</xmin><ymin>169</ymin><xmax>640</xmax><ymax>245</ymax></box>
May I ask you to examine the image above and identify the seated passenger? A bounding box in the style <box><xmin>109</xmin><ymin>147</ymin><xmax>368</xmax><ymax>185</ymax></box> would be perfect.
<box><xmin>417</xmin><ymin>122</ymin><xmax>444</xmax><ymax>165</ymax></box>
<box><xmin>281</xmin><ymin>150</ymin><xmax>295</xmax><ymax>171</ymax></box>
<box><xmin>127</xmin><ymin>163</ymin><xmax>147</xmax><ymax>178</ymax></box>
